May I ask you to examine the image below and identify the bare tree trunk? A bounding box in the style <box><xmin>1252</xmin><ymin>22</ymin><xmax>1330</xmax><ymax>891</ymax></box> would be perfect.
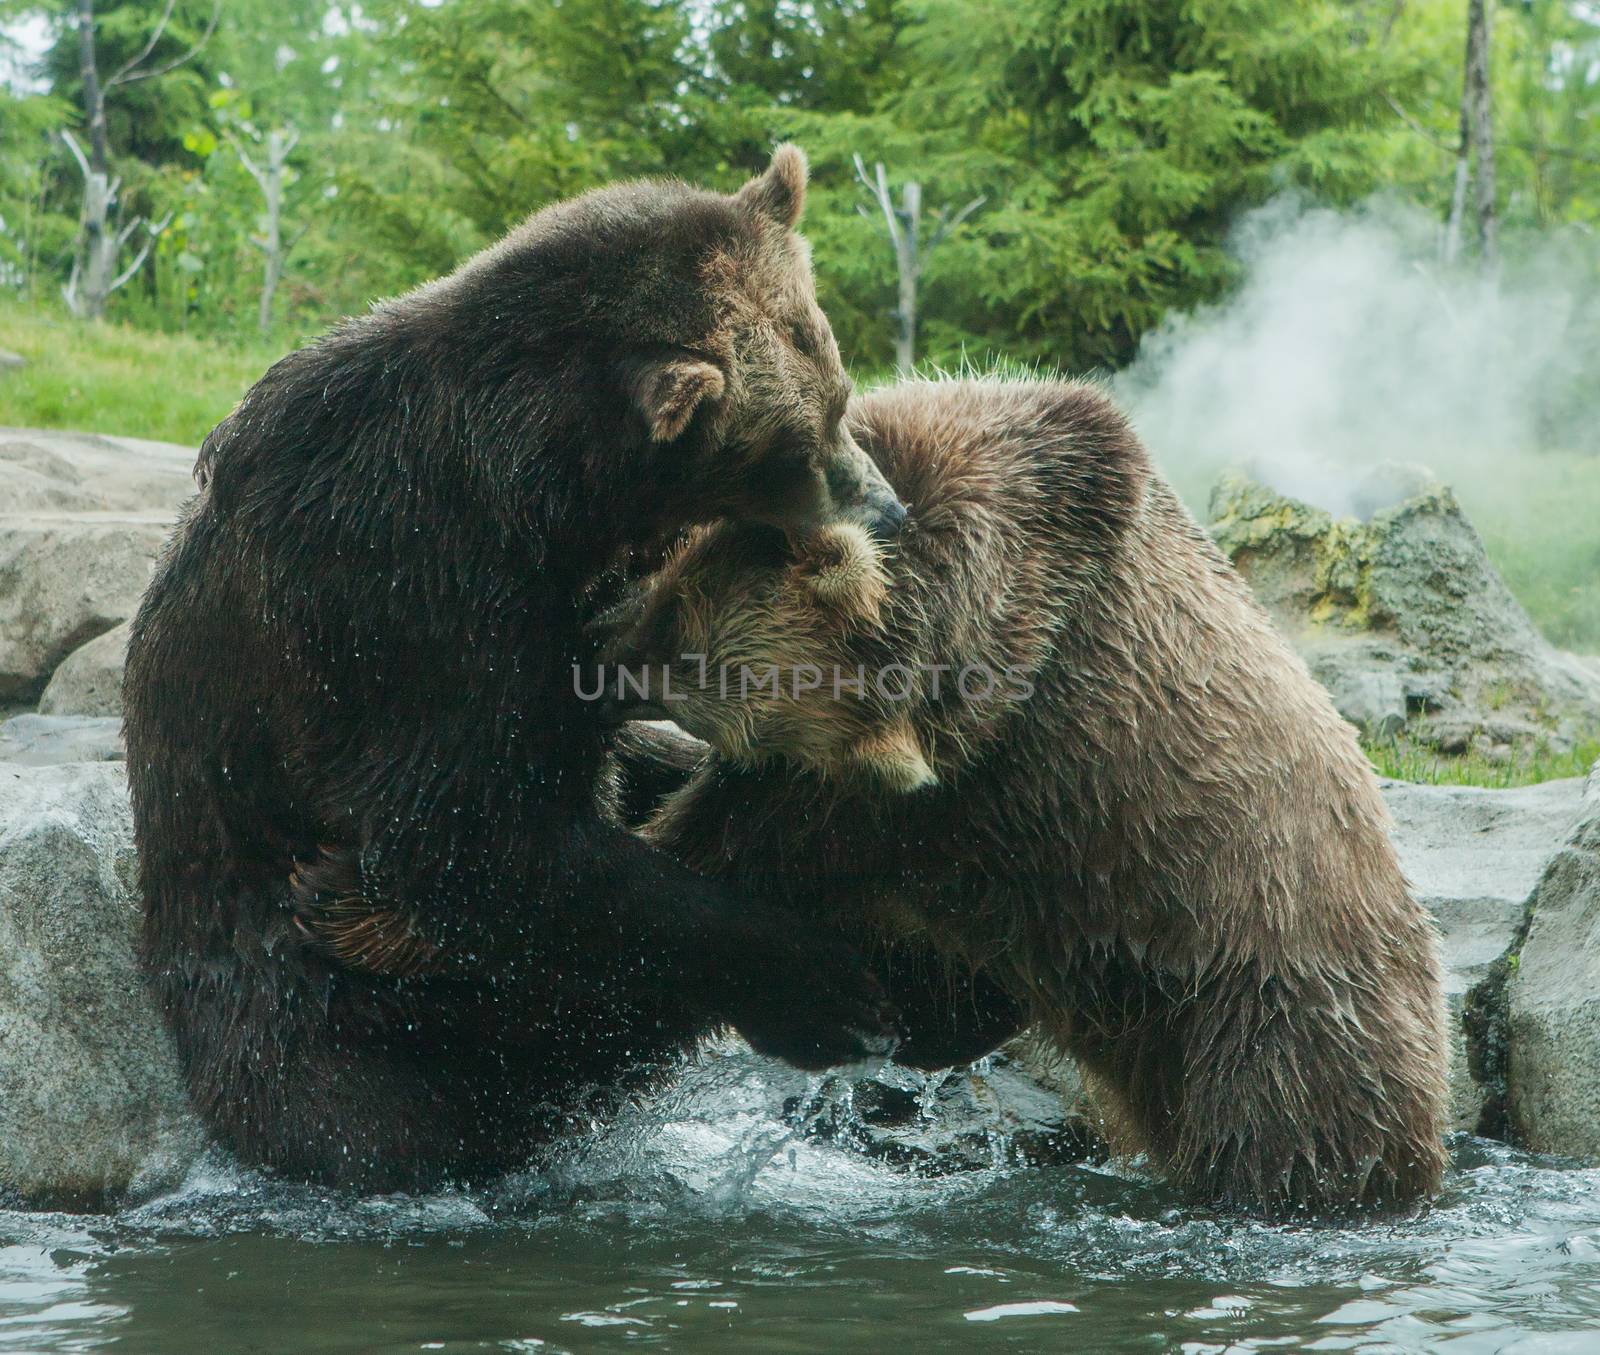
<box><xmin>1466</xmin><ymin>0</ymin><xmax>1496</xmax><ymax>263</ymax></box>
<box><xmin>854</xmin><ymin>156</ymin><xmax>984</xmax><ymax>373</ymax></box>
<box><xmin>1444</xmin><ymin>80</ymin><xmax>1470</xmax><ymax>264</ymax></box>
<box><xmin>893</xmin><ymin>180</ymin><xmax>920</xmax><ymax>372</ymax></box>
<box><xmin>1444</xmin><ymin>0</ymin><xmax>1496</xmax><ymax>266</ymax></box>
<box><xmin>67</xmin><ymin>0</ymin><xmax>115</xmax><ymax>318</ymax></box>
<box><xmin>61</xmin><ymin>0</ymin><xmax>212</xmax><ymax>319</ymax></box>
<box><xmin>61</xmin><ymin>130</ymin><xmax>169</xmax><ymax>321</ymax></box>
<box><xmin>235</xmin><ymin>128</ymin><xmax>302</xmax><ymax>335</ymax></box>
<box><xmin>75</xmin><ymin>0</ymin><xmax>110</xmax><ymax>171</ymax></box>
<box><xmin>259</xmin><ymin>248</ymin><xmax>282</xmax><ymax>336</ymax></box>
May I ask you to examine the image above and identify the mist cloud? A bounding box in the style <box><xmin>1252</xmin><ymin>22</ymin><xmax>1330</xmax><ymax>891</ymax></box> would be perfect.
<box><xmin>1115</xmin><ymin>197</ymin><xmax>1600</xmax><ymax>518</ymax></box>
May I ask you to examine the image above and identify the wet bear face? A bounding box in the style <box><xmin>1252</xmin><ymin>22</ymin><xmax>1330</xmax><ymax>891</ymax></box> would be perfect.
<box><xmin>594</xmin><ymin>521</ymin><xmax>937</xmax><ymax>793</ymax></box>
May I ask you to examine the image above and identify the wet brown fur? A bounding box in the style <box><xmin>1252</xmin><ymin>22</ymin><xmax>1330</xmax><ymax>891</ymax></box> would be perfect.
<box><xmin>614</xmin><ymin>377</ymin><xmax>1451</xmax><ymax>1215</ymax></box>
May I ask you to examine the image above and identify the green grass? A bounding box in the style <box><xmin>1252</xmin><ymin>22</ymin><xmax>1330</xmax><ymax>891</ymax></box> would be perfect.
<box><xmin>0</xmin><ymin>298</ymin><xmax>285</xmax><ymax>447</ymax></box>
<box><xmin>1454</xmin><ymin>454</ymin><xmax>1600</xmax><ymax>659</ymax></box>
<box><xmin>1365</xmin><ymin>739</ymin><xmax>1600</xmax><ymax>788</ymax></box>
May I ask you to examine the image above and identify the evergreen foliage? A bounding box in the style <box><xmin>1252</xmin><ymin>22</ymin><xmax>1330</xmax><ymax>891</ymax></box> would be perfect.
<box><xmin>0</xmin><ymin>0</ymin><xmax>1596</xmax><ymax>370</ymax></box>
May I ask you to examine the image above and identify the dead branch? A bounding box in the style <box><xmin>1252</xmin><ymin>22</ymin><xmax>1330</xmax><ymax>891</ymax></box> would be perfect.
<box><xmin>106</xmin><ymin>0</ymin><xmax>178</xmax><ymax>86</ymax></box>
<box><xmin>108</xmin><ymin>211</ymin><xmax>172</xmax><ymax>293</ymax></box>
<box><xmin>109</xmin><ymin>0</ymin><xmax>221</xmax><ymax>88</ymax></box>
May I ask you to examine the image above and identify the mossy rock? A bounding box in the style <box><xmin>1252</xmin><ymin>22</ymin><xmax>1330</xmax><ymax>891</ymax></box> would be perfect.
<box><xmin>1208</xmin><ymin>465</ymin><xmax>1600</xmax><ymax>759</ymax></box>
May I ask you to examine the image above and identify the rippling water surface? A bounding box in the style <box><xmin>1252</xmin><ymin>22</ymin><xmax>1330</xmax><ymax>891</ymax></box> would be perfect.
<box><xmin>3</xmin><ymin>1050</ymin><xmax>1599</xmax><ymax>1353</ymax></box>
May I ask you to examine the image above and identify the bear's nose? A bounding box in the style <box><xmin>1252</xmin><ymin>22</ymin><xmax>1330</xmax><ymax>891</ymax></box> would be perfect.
<box><xmin>868</xmin><ymin>499</ymin><xmax>909</xmax><ymax>542</ymax></box>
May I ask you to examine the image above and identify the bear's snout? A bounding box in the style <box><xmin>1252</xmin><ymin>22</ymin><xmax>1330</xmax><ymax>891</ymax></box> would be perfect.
<box><xmin>818</xmin><ymin>432</ymin><xmax>906</xmax><ymax>540</ymax></box>
<box><xmin>867</xmin><ymin>496</ymin><xmax>908</xmax><ymax>541</ymax></box>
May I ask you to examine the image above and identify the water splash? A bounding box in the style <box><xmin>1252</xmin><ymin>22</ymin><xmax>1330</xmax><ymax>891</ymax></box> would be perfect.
<box><xmin>3</xmin><ymin>1051</ymin><xmax>1600</xmax><ymax>1351</ymax></box>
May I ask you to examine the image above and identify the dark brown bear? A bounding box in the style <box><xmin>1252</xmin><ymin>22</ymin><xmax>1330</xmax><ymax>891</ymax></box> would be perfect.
<box><xmin>597</xmin><ymin>377</ymin><xmax>1451</xmax><ymax>1215</ymax></box>
<box><xmin>122</xmin><ymin>147</ymin><xmax>905</xmax><ymax>1192</ymax></box>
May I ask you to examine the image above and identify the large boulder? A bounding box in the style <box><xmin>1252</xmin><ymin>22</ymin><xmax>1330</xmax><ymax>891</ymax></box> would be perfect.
<box><xmin>0</xmin><ymin>427</ymin><xmax>194</xmax><ymax>516</ymax></box>
<box><xmin>39</xmin><ymin>620</ymin><xmax>130</xmax><ymax>718</ymax></box>
<box><xmin>1507</xmin><ymin>761</ymin><xmax>1600</xmax><ymax>1161</ymax></box>
<box><xmin>0</xmin><ymin>761</ymin><xmax>203</xmax><ymax>1207</ymax></box>
<box><xmin>0</xmin><ymin>429</ymin><xmax>191</xmax><ymax>706</ymax></box>
<box><xmin>0</xmin><ymin>714</ymin><xmax>123</xmax><ymax>766</ymax></box>
<box><xmin>1385</xmin><ymin>774</ymin><xmax>1588</xmax><ymax>1133</ymax></box>
<box><xmin>0</xmin><ymin>512</ymin><xmax>173</xmax><ymax>703</ymax></box>
<box><xmin>1209</xmin><ymin>466</ymin><xmax>1600</xmax><ymax>756</ymax></box>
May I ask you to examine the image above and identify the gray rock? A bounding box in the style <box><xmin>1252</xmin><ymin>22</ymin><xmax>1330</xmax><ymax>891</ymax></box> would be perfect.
<box><xmin>0</xmin><ymin>512</ymin><xmax>171</xmax><ymax>702</ymax></box>
<box><xmin>0</xmin><ymin>351</ymin><xmax>23</xmax><ymax>374</ymax></box>
<box><xmin>1209</xmin><ymin>467</ymin><xmax>1600</xmax><ymax>757</ymax></box>
<box><xmin>0</xmin><ymin>762</ymin><xmax>203</xmax><ymax>1207</ymax></box>
<box><xmin>1384</xmin><ymin>775</ymin><xmax>1588</xmax><ymax>1133</ymax></box>
<box><xmin>0</xmin><ymin>427</ymin><xmax>194</xmax><ymax>516</ymax></box>
<box><xmin>39</xmin><ymin>620</ymin><xmax>129</xmax><ymax>718</ymax></box>
<box><xmin>0</xmin><ymin>428</ymin><xmax>191</xmax><ymax>704</ymax></box>
<box><xmin>1313</xmin><ymin>658</ymin><xmax>1407</xmax><ymax>740</ymax></box>
<box><xmin>0</xmin><ymin>714</ymin><xmax>124</xmax><ymax>766</ymax></box>
<box><xmin>1507</xmin><ymin>762</ymin><xmax>1600</xmax><ymax>1161</ymax></box>
<box><xmin>1386</xmin><ymin>776</ymin><xmax>1586</xmax><ymax>916</ymax></box>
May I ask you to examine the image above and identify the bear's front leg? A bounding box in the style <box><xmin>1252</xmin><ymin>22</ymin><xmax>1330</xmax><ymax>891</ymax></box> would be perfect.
<box><xmin>288</xmin><ymin>809</ymin><xmax>903</xmax><ymax>1073</ymax></box>
<box><xmin>1071</xmin><ymin>957</ymin><xmax>1449</xmax><ymax>1215</ymax></box>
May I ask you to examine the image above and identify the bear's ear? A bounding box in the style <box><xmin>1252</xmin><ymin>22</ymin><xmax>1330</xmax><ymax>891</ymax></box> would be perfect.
<box><xmin>850</xmin><ymin>719</ymin><xmax>937</xmax><ymax>793</ymax></box>
<box><xmin>735</xmin><ymin>144</ymin><xmax>807</xmax><ymax>229</ymax></box>
<box><xmin>626</xmin><ymin>355</ymin><xmax>727</xmax><ymax>443</ymax></box>
<box><xmin>793</xmin><ymin>524</ymin><xmax>887</xmax><ymax>628</ymax></box>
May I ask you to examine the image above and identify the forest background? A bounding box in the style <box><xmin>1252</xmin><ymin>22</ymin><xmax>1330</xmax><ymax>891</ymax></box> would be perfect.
<box><xmin>2</xmin><ymin>1</ymin><xmax>1597</xmax><ymax>661</ymax></box>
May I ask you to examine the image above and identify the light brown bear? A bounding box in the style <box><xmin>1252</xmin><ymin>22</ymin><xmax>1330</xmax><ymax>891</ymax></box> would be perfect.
<box><xmin>596</xmin><ymin>376</ymin><xmax>1451</xmax><ymax>1215</ymax></box>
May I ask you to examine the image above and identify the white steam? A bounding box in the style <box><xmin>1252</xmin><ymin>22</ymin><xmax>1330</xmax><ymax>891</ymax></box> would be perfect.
<box><xmin>1116</xmin><ymin>197</ymin><xmax>1600</xmax><ymax>518</ymax></box>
